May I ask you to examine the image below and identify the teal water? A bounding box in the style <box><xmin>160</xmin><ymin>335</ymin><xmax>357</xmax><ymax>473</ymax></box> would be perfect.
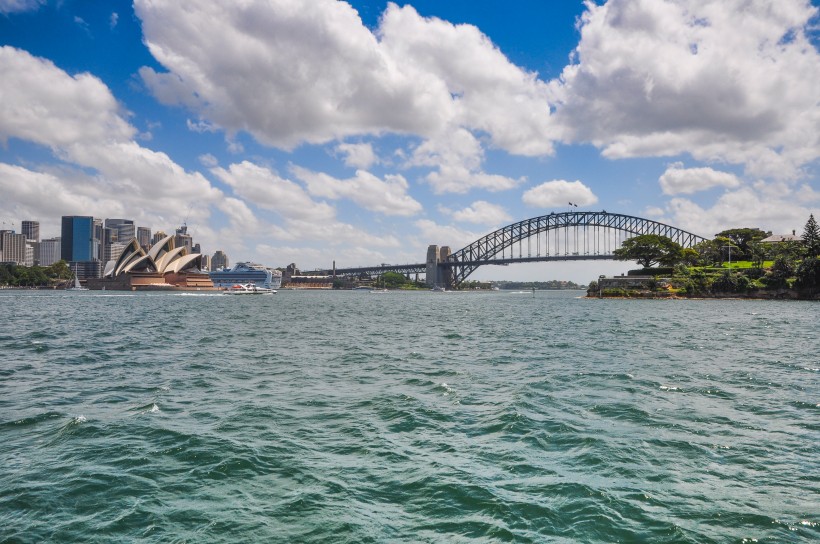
<box><xmin>0</xmin><ymin>290</ymin><xmax>817</xmax><ymax>543</ymax></box>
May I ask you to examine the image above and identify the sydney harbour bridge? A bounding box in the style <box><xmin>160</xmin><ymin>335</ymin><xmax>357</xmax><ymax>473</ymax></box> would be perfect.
<box><xmin>321</xmin><ymin>211</ymin><xmax>707</xmax><ymax>289</ymax></box>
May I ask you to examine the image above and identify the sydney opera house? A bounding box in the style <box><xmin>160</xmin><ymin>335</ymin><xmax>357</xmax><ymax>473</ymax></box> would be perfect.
<box><xmin>86</xmin><ymin>235</ymin><xmax>215</xmax><ymax>291</ymax></box>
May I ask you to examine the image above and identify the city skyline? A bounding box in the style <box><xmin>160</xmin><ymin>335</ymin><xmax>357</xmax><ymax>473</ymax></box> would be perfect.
<box><xmin>1</xmin><ymin>0</ymin><xmax>819</xmax><ymax>282</ymax></box>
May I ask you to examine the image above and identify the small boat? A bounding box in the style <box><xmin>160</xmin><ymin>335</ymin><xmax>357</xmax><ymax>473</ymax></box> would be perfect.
<box><xmin>223</xmin><ymin>283</ymin><xmax>276</xmax><ymax>295</ymax></box>
<box><xmin>67</xmin><ymin>273</ymin><xmax>89</xmax><ymax>291</ymax></box>
<box><xmin>431</xmin><ymin>285</ymin><xmax>446</xmax><ymax>292</ymax></box>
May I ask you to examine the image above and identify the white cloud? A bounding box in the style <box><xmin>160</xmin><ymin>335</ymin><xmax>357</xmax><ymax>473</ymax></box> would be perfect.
<box><xmin>211</xmin><ymin>161</ymin><xmax>397</xmax><ymax>248</ymax></box>
<box><xmin>212</xmin><ymin>161</ymin><xmax>335</xmax><ymax>223</ymax></box>
<box><xmin>552</xmin><ymin>0</ymin><xmax>820</xmax><ymax>179</ymax></box>
<box><xmin>110</xmin><ymin>12</ymin><xmax>119</xmax><ymax>29</ymax></box>
<box><xmin>410</xmin><ymin>128</ymin><xmax>523</xmax><ymax>193</ymax></box>
<box><xmin>522</xmin><ymin>180</ymin><xmax>598</xmax><ymax>208</ymax></box>
<box><xmin>0</xmin><ymin>46</ymin><xmax>222</xmax><ymax>231</ymax></box>
<box><xmin>660</xmin><ymin>182</ymin><xmax>816</xmax><ymax>236</ymax></box>
<box><xmin>198</xmin><ymin>153</ymin><xmax>218</xmax><ymax>167</ymax></box>
<box><xmin>0</xmin><ymin>0</ymin><xmax>44</xmax><ymax>14</ymax></box>
<box><xmin>0</xmin><ymin>47</ymin><xmax>134</xmax><ymax>148</ymax></box>
<box><xmin>451</xmin><ymin>201</ymin><xmax>512</xmax><ymax>225</ymax></box>
<box><xmin>134</xmin><ymin>0</ymin><xmax>557</xmax><ymax>192</ymax></box>
<box><xmin>335</xmin><ymin>142</ymin><xmax>378</xmax><ymax>169</ymax></box>
<box><xmin>413</xmin><ymin>219</ymin><xmax>483</xmax><ymax>251</ymax></box>
<box><xmin>290</xmin><ymin>165</ymin><xmax>422</xmax><ymax>217</ymax></box>
<box><xmin>659</xmin><ymin>162</ymin><xmax>742</xmax><ymax>195</ymax></box>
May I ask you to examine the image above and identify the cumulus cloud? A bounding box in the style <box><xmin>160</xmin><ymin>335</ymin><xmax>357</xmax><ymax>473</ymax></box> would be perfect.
<box><xmin>451</xmin><ymin>201</ymin><xmax>512</xmax><ymax>225</ymax></box>
<box><xmin>0</xmin><ymin>46</ymin><xmax>222</xmax><ymax>231</ymax></box>
<box><xmin>522</xmin><ymin>180</ymin><xmax>598</xmax><ymax>208</ymax></box>
<box><xmin>413</xmin><ymin>219</ymin><xmax>482</xmax><ymax>251</ymax></box>
<box><xmin>409</xmin><ymin>128</ymin><xmax>523</xmax><ymax>193</ymax></box>
<box><xmin>552</xmin><ymin>0</ymin><xmax>820</xmax><ymax>179</ymax></box>
<box><xmin>211</xmin><ymin>161</ymin><xmax>396</xmax><ymax>248</ymax></box>
<box><xmin>659</xmin><ymin>182</ymin><xmax>817</xmax><ymax>236</ymax></box>
<box><xmin>290</xmin><ymin>165</ymin><xmax>422</xmax><ymax>217</ymax></box>
<box><xmin>335</xmin><ymin>142</ymin><xmax>378</xmax><ymax>169</ymax></box>
<box><xmin>134</xmin><ymin>0</ymin><xmax>556</xmax><ymax>192</ymax></box>
<box><xmin>659</xmin><ymin>162</ymin><xmax>742</xmax><ymax>195</ymax></box>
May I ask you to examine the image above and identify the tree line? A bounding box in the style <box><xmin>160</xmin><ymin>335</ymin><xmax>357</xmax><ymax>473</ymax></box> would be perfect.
<box><xmin>609</xmin><ymin>214</ymin><xmax>820</xmax><ymax>293</ymax></box>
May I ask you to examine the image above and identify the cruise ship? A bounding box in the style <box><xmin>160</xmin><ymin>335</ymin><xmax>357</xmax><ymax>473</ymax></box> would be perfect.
<box><xmin>209</xmin><ymin>262</ymin><xmax>283</xmax><ymax>290</ymax></box>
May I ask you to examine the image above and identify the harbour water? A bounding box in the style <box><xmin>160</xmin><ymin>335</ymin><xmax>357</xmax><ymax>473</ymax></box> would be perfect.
<box><xmin>1</xmin><ymin>290</ymin><xmax>817</xmax><ymax>542</ymax></box>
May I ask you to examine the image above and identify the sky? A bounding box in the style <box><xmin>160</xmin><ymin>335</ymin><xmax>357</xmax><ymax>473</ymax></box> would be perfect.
<box><xmin>1</xmin><ymin>0</ymin><xmax>819</xmax><ymax>283</ymax></box>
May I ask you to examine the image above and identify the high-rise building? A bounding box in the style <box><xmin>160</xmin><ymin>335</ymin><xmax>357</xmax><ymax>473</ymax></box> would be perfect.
<box><xmin>152</xmin><ymin>230</ymin><xmax>167</xmax><ymax>245</ymax></box>
<box><xmin>212</xmin><ymin>250</ymin><xmax>229</xmax><ymax>271</ymax></box>
<box><xmin>106</xmin><ymin>242</ymin><xmax>127</xmax><ymax>263</ymax></box>
<box><xmin>174</xmin><ymin>224</ymin><xmax>193</xmax><ymax>254</ymax></box>
<box><xmin>105</xmin><ymin>219</ymin><xmax>136</xmax><ymax>244</ymax></box>
<box><xmin>93</xmin><ymin>218</ymin><xmax>104</xmax><ymax>261</ymax></box>
<box><xmin>0</xmin><ymin>230</ymin><xmax>27</xmax><ymax>265</ymax></box>
<box><xmin>200</xmin><ymin>254</ymin><xmax>211</xmax><ymax>271</ymax></box>
<box><xmin>39</xmin><ymin>237</ymin><xmax>61</xmax><ymax>266</ymax></box>
<box><xmin>137</xmin><ymin>227</ymin><xmax>151</xmax><ymax>250</ymax></box>
<box><xmin>21</xmin><ymin>220</ymin><xmax>39</xmax><ymax>242</ymax></box>
<box><xmin>61</xmin><ymin>216</ymin><xmax>95</xmax><ymax>262</ymax></box>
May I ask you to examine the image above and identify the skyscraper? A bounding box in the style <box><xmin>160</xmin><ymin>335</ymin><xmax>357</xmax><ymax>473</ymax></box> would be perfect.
<box><xmin>105</xmin><ymin>219</ymin><xmax>136</xmax><ymax>244</ymax></box>
<box><xmin>174</xmin><ymin>224</ymin><xmax>193</xmax><ymax>254</ymax></box>
<box><xmin>21</xmin><ymin>220</ymin><xmax>39</xmax><ymax>242</ymax></box>
<box><xmin>62</xmin><ymin>216</ymin><xmax>95</xmax><ymax>262</ymax></box>
<box><xmin>0</xmin><ymin>230</ymin><xmax>27</xmax><ymax>265</ymax></box>
<box><xmin>39</xmin><ymin>237</ymin><xmax>61</xmax><ymax>266</ymax></box>
<box><xmin>137</xmin><ymin>227</ymin><xmax>151</xmax><ymax>250</ymax></box>
<box><xmin>212</xmin><ymin>250</ymin><xmax>229</xmax><ymax>271</ymax></box>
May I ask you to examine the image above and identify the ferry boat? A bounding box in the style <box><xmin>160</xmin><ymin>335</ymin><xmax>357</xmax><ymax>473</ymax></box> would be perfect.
<box><xmin>209</xmin><ymin>262</ymin><xmax>282</xmax><ymax>291</ymax></box>
<box><xmin>223</xmin><ymin>283</ymin><xmax>276</xmax><ymax>295</ymax></box>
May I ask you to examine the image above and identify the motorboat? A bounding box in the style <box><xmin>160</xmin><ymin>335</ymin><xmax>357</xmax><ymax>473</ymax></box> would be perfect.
<box><xmin>223</xmin><ymin>283</ymin><xmax>276</xmax><ymax>295</ymax></box>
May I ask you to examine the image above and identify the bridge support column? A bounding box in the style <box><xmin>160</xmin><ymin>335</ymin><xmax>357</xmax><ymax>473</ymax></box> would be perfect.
<box><xmin>426</xmin><ymin>245</ymin><xmax>438</xmax><ymax>288</ymax></box>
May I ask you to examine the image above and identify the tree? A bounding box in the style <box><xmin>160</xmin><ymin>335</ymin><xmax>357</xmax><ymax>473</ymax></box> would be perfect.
<box><xmin>613</xmin><ymin>235</ymin><xmax>683</xmax><ymax>268</ymax></box>
<box><xmin>714</xmin><ymin>228</ymin><xmax>771</xmax><ymax>260</ymax></box>
<box><xmin>381</xmin><ymin>271</ymin><xmax>407</xmax><ymax>289</ymax></box>
<box><xmin>795</xmin><ymin>256</ymin><xmax>820</xmax><ymax>290</ymax></box>
<box><xmin>802</xmin><ymin>214</ymin><xmax>820</xmax><ymax>257</ymax></box>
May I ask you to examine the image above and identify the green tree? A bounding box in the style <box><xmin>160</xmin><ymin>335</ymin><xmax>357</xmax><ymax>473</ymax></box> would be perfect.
<box><xmin>613</xmin><ymin>235</ymin><xmax>684</xmax><ymax>268</ymax></box>
<box><xmin>381</xmin><ymin>271</ymin><xmax>407</xmax><ymax>289</ymax></box>
<box><xmin>714</xmin><ymin>228</ymin><xmax>770</xmax><ymax>260</ymax></box>
<box><xmin>802</xmin><ymin>214</ymin><xmax>820</xmax><ymax>257</ymax></box>
<box><xmin>795</xmin><ymin>256</ymin><xmax>820</xmax><ymax>290</ymax></box>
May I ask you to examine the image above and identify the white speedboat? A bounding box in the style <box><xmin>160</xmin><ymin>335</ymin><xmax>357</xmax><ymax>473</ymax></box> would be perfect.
<box><xmin>224</xmin><ymin>283</ymin><xmax>276</xmax><ymax>295</ymax></box>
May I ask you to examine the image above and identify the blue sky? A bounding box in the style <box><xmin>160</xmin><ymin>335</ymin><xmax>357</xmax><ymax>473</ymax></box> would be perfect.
<box><xmin>1</xmin><ymin>0</ymin><xmax>819</xmax><ymax>282</ymax></box>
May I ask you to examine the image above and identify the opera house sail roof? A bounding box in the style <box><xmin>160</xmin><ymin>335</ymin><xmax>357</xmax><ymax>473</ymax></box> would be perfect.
<box><xmin>93</xmin><ymin>234</ymin><xmax>214</xmax><ymax>291</ymax></box>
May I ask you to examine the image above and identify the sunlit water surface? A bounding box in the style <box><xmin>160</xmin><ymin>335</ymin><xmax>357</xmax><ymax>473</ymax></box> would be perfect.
<box><xmin>1</xmin><ymin>289</ymin><xmax>818</xmax><ymax>542</ymax></box>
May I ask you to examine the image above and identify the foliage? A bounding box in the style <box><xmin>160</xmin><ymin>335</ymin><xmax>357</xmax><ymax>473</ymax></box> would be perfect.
<box><xmin>380</xmin><ymin>271</ymin><xmax>408</xmax><ymax>289</ymax></box>
<box><xmin>713</xmin><ymin>228</ymin><xmax>770</xmax><ymax>260</ymax></box>
<box><xmin>802</xmin><ymin>214</ymin><xmax>820</xmax><ymax>257</ymax></box>
<box><xmin>613</xmin><ymin>235</ymin><xmax>684</xmax><ymax>268</ymax></box>
<box><xmin>795</xmin><ymin>256</ymin><xmax>820</xmax><ymax>290</ymax></box>
<box><xmin>0</xmin><ymin>261</ymin><xmax>73</xmax><ymax>287</ymax></box>
<box><xmin>692</xmin><ymin>238</ymin><xmax>734</xmax><ymax>266</ymax></box>
<box><xmin>765</xmin><ymin>256</ymin><xmax>795</xmax><ymax>289</ymax></box>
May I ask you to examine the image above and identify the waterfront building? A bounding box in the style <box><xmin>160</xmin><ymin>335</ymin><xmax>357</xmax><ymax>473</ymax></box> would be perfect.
<box><xmin>62</xmin><ymin>216</ymin><xmax>101</xmax><ymax>279</ymax></box>
<box><xmin>89</xmin><ymin>235</ymin><xmax>214</xmax><ymax>291</ymax></box>
<box><xmin>174</xmin><ymin>224</ymin><xmax>193</xmax><ymax>254</ymax></box>
<box><xmin>106</xmin><ymin>242</ymin><xmax>127</xmax><ymax>264</ymax></box>
<box><xmin>21</xmin><ymin>220</ymin><xmax>39</xmax><ymax>242</ymax></box>
<box><xmin>152</xmin><ymin>231</ymin><xmax>167</xmax><ymax>245</ymax></box>
<box><xmin>61</xmin><ymin>216</ymin><xmax>95</xmax><ymax>262</ymax></box>
<box><xmin>105</xmin><ymin>219</ymin><xmax>136</xmax><ymax>246</ymax></box>
<box><xmin>137</xmin><ymin>227</ymin><xmax>151</xmax><ymax>250</ymax></box>
<box><xmin>209</xmin><ymin>262</ymin><xmax>282</xmax><ymax>290</ymax></box>
<box><xmin>93</xmin><ymin>219</ymin><xmax>104</xmax><ymax>261</ymax></box>
<box><xmin>0</xmin><ymin>230</ymin><xmax>27</xmax><ymax>265</ymax></box>
<box><xmin>200</xmin><ymin>254</ymin><xmax>211</xmax><ymax>271</ymax></box>
<box><xmin>39</xmin><ymin>237</ymin><xmax>61</xmax><ymax>266</ymax></box>
<box><xmin>212</xmin><ymin>250</ymin><xmax>229</xmax><ymax>271</ymax></box>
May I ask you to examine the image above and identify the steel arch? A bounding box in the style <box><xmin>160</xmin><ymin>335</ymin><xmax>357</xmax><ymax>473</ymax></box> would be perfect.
<box><xmin>446</xmin><ymin>211</ymin><xmax>707</xmax><ymax>286</ymax></box>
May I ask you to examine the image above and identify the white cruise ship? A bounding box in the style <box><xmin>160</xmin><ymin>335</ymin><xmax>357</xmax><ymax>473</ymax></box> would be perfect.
<box><xmin>209</xmin><ymin>262</ymin><xmax>283</xmax><ymax>290</ymax></box>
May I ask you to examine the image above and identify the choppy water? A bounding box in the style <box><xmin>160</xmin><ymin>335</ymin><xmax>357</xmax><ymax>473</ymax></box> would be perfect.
<box><xmin>0</xmin><ymin>289</ymin><xmax>817</xmax><ymax>543</ymax></box>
